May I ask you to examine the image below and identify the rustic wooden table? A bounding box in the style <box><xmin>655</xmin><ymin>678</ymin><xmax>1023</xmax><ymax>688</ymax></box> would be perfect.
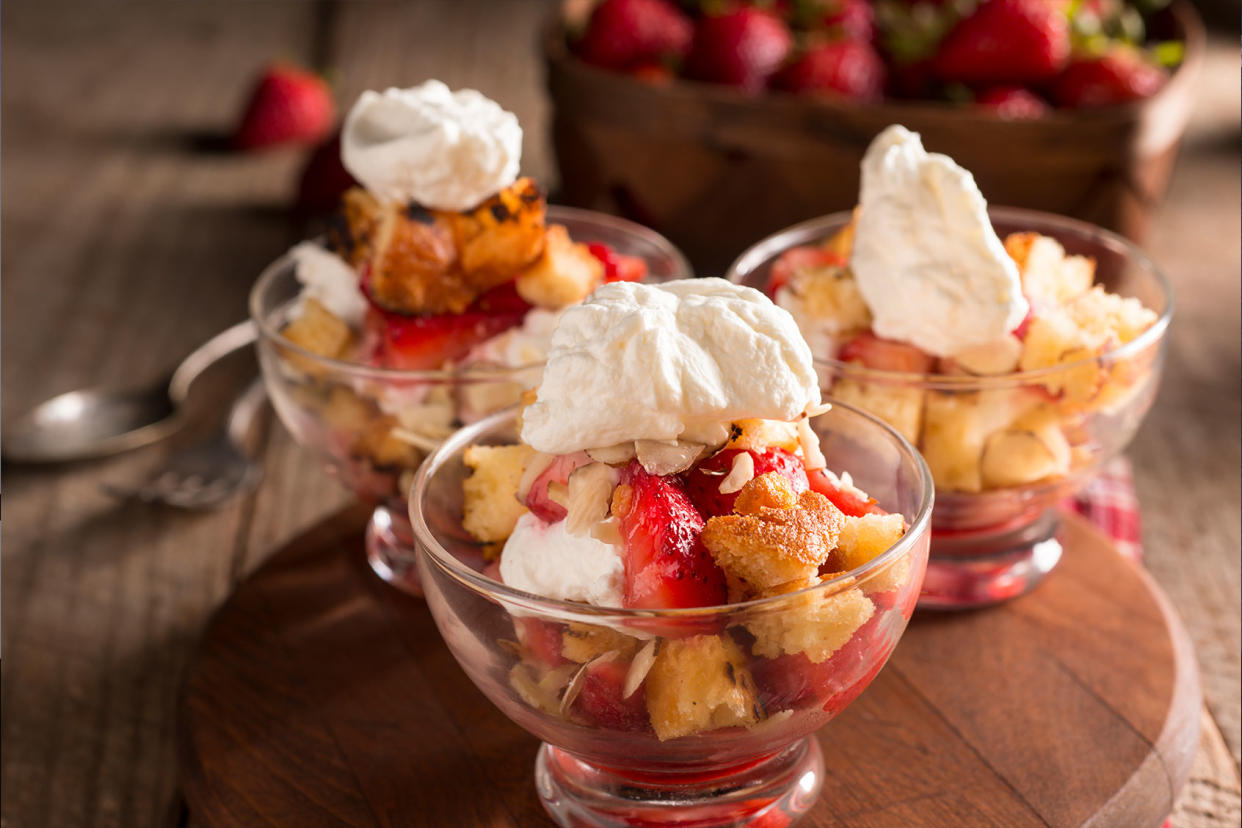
<box><xmin>2</xmin><ymin>2</ymin><xmax>1238</xmax><ymax>827</ymax></box>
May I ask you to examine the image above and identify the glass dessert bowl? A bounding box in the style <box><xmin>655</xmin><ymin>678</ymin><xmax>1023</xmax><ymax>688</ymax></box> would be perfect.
<box><xmin>252</xmin><ymin>204</ymin><xmax>690</xmax><ymax>595</ymax></box>
<box><xmin>729</xmin><ymin>206</ymin><xmax>1172</xmax><ymax>608</ymax></box>
<box><xmin>412</xmin><ymin>401</ymin><xmax>932</xmax><ymax>827</ymax></box>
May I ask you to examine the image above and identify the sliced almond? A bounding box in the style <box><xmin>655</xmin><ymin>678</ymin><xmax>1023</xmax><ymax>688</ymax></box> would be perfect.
<box><xmin>547</xmin><ymin>481</ymin><xmax>569</xmax><ymax>509</ymax></box>
<box><xmin>587</xmin><ymin>442</ymin><xmax>637</xmax><ymax>465</ymax></box>
<box><xmin>635</xmin><ymin>440</ymin><xmax>705</xmax><ymax>475</ymax></box>
<box><xmin>718</xmin><ymin>452</ymin><xmax>756</xmax><ymax>495</ymax></box>
<box><xmin>623</xmin><ymin>639</ymin><xmax>659</xmax><ymax>699</ymax></box>
<box><xmin>589</xmin><ymin>518</ymin><xmax>623</xmax><ymax>546</ymax></box>
<box><xmin>952</xmin><ymin>335</ymin><xmax>1023</xmax><ymax>376</ymax></box>
<box><xmin>797</xmin><ymin>418</ymin><xmax>827</xmax><ymax>471</ymax></box>
<box><xmin>565</xmin><ymin>463</ymin><xmax>621</xmax><ymax>536</ymax></box>
<box><xmin>517</xmin><ymin>451</ymin><xmax>555</xmax><ymax>503</ymax></box>
<box><xmin>560</xmin><ymin>649</ymin><xmax>620</xmax><ymax>715</ymax></box>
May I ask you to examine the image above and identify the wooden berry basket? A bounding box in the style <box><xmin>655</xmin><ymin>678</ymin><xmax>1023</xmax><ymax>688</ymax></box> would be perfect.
<box><xmin>543</xmin><ymin>2</ymin><xmax>1204</xmax><ymax>274</ymax></box>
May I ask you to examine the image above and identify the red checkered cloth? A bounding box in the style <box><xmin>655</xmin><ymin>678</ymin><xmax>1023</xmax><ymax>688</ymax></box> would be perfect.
<box><xmin>1066</xmin><ymin>455</ymin><xmax>1143</xmax><ymax>563</ymax></box>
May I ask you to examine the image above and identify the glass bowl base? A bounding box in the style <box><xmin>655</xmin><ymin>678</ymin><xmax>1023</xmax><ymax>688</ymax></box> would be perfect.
<box><xmin>919</xmin><ymin>510</ymin><xmax>1063</xmax><ymax>609</ymax></box>
<box><xmin>365</xmin><ymin>505</ymin><xmax>423</xmax><ymax>597</ymax></box>
<box><xmin>535</xmin><ymin>737</ymin><xmax>824</xmax><ymax>828</ymax></box>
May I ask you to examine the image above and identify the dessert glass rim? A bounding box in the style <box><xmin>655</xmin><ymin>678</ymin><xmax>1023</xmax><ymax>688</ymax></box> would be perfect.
<box><xmin>249</xmin><ymin>205</ymin><xmax>694</xmax><ymax>382</ymax></box>
<box><xmin>726</xmin><ymin>205</ymin><xmax>1175</xmax><ymax>391</ymax></box>
<box><xmin>409</xmin><ymin>400</ymin><xmax>934</xmax><ymax>621</ymax></box>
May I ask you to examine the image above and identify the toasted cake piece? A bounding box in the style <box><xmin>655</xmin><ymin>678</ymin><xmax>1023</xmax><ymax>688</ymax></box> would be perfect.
<box><xmin>462</xmin><ymin>444</ymin><xmax>534</xmax><ymax>543</ymax></box>
<box><xmin>831</xmin><ymin>378</ymin><xmax>923</xmax><ymax>446</ymax></box>
<box><xmin>830</xmin><ymin>513</ymin><xmax>909</xmax><ymax>594</ymax></box>
<box><xmin>1018</xmin><ymin>286</ymin><xmax>1158</xmax><ymax>404</ymax></box>
<box><xmin>644</xmin><ymin>634</ymin><xmax>762</xmax><ymax>740</ymax></box>
<box><xmin>979</xmin><ymin>405</ymin><xmax>1072</xmax><ymax>488</ymax></box>
<box><xmin>351</xmin><ymin>416</ymin><xmax>423</xmax><ymax>470</ymax></box>
<box><xmin>515</xmin><ymin>223</ymin><xmax>603</xmax><ymax>309</ymax></box>
<box><xmin>780</xmin><ymin>266</ymin><xmax>872</xmax><ymax>336</ymax></box>
<box><xmin>920</xmin><ymin>389</ymin><xmax>1040</xmax><ymax>493</ymax></box>
<box><xmin>747</xmin><ymin>577</ymin><xmax>874</xmax><ymax>663</ymax></box>
<box><xmin>561</xmin><ymin>623</ymin><xmax>641</xmax><ymax>664</ymax></box>
<box><xmin>1005</xmin><ymin>232</ymin><xmax>1094</xmax><ymax>311</ymax></box>
<box><xmin>451</xmin><ymin>177</ymin><xmax>548</xmax><ymax>288</ymax></box>
<box><xmin>701</xmin><ymin>474</ymin><xmax>845</xmax><ymax>592</ymax></box>
<box><xmin>318</xmin><ymin>385</ymin><xmax>376</xmax><ymax>432</ymax></box>
<box><xmin>282</xmin><ymin>297</ymin><xmax>353</xmax><ymax>361</ymax></box>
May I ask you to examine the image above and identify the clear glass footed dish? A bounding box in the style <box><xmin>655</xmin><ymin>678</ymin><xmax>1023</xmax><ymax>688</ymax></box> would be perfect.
<box><xmin>411</xmin><ymin>403</ymin><xmax>932</xmax><ymax>827</ymax></box>
<box><xmin>251</xmin><ymin>206</ymin><xmax>691</xmax><ymax>595</ymax></box>
<box><xmin>729</xmin><ymin>206</ymin><xmax>1172</xmax><ymax>608</ymax></box>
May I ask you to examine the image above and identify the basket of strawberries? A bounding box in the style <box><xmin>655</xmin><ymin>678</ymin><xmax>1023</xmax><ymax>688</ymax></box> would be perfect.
<box><xmin>544</xmin><ymin>0</ymin><xmax>1203</xmax><ymax>272</ymax></box>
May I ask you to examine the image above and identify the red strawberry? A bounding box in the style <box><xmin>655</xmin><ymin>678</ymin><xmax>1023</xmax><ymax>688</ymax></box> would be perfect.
<box><xmin>1010</xmin><ymin>303</ymin><xmax>1036</xmax><ymax>339</ymax></box>
<box><xmin>1051</xmin><ymin>50</ymin><xmax>1166</xmax><ymax>108</ymax></box>
<box><xmin>806</xmin><ymin>468</ymin><xmax>883</xmax><ymax>517</ymax></box>
<box><xmin>766</xmin><ymin>246</ymin><xmax>845</xmax><ymax>296</ymax></box>
<box><xmin>751</xmin><ymin>611</ymin><xmax>892</xmax><ymax>713</ymax></box>
<box><xmin>630</xmin><ymin>62</ymin><xmax>677</xmax><ymax>84</ymax></box>
<box><xmin>295</xmin><ymin>130</ymin><xmax>357</xmax><ymax>215</ymax></box>
<box><xmin>515</xmin><ymin>618</ymin><xmax>567</xmax><ymax>668</ymax></box>
<box><xmin>774</xmin><ymin>40</ymin><xmax>885</xmax><ymax>101</ymax></box>
<box><xmin>685</xmin><ymin>8</ymin><xmax>794</xmax><ymax>92</ymax></box>
<box><xmin>614</xmin><ymin>461</ymin><xmax>727</xmax><ymax>609</ymax></box>
<box><xmin>976</xmin><ymin>86</ymin><xmax>1050</xmax><ymax>118</ymax></box>
<box><xmin>368</xmin><ymin>284</ymin><xmax>529</xmax><ymax>371</ymax></box>
<box><xmin>576</xmin><ymin>0</ymin><xmax>694</xmax><ymax>72</ymax></box>
<box><xmin>571</xmin><ymin>658</ymin><xmax>650</xmax><ymax>731</ymax></box>
<box><xmin>838</xmin><ymin>331</ymin><xmax>935</xmax><ymax>373</ymax></box>
<box><xmin>587</xmin><ymin>242</ymin><xmax>649</xmax><ymax>283</ymax></box>
<box><xmin>523</xmin><ymin>451</ymin><xmax>593</xmax><ymax>523</ymax></box>
<box><xmin>233</xmin><ymin>63</ymin><xmax>335</xmax><ymax>150</ymax></box>
<box><xmin>822</xmin><ymin>0</ymin><xmax>875</xmax><ymax>42</ymax></box>
<box><xmin>683</xmin><ymin>447</ymin><xmax>810</xmax><ymax>518</ymax></box>
<box><xmin>933</xmin><ymin>0</ymin><xmax>1070</xmax><ymax>85</ymax></box>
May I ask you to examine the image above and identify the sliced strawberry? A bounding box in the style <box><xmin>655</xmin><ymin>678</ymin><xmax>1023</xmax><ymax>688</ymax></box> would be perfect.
<box><xmin>524</xmin><ymin>451</ymin><xmax>593</xmax><ymax>523</ymax></box>
<box><xmin>514</xmin><ymin>617</ymin><xmax>567</xmax><ymax>668</ymax></box>
<box><xmin>587</xmin><ymin>242</ymin><xmax>649</xmax><ymax>283</ymax></box>
<box><xmin>615</xmin><ymin>462</ymin><xmax>727</xmax><ymax>609</ymax></box>
<box><xmin>571</xmin><ymin>658</ymin><xmax>650</xmax><ymax>732</ymax></box>
<box><xmin>752</xmin><ymin>611</ymin><xmax>891</xmax><ymax>714</ymax></box>
<box><xmin>367</xmin><ymin>282</ymin><xmax>531</xmax><ymax>371</ymax></box>
<box><xmin>806</xmin><ymin>468</ymin><xmax>884</xmax><ymax>518</ymax></box>
<box><xmin>838</xmin><ymin>331</ymin><xmax>935</xmax><ymax>373</ymax></box>
<box><xmin>1010</xmin><ymin>302</ymin><xmax>1036</xmax><ymax>340</ymax></box>
<box><xmin>683</xmin><ymin>447</ymin><xmax>809</xmax><ymax>518</ymax></box>
<box><xmin>766</xmin><ymin>246</ymin><xmax>844</xmax><ymax>296</ymax></box>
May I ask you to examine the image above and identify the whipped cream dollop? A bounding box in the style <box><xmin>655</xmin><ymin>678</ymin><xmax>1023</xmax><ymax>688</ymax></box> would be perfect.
<box><xmin>500</xmin><ymin>513</ymin><xmax>624</xmax><ymax>605</ymax></box>
<box><xmin>851</xmin><ymin>125</ymin><xmax>1028</xmax><ymax>357</ymax></box>
<box><xmin>341</xmin><ymin>80</ymin><xmax>522</xmax><ymax>211</ymax></box>
<box><xmin>289</xmin><ymin>241</ymin><xmax>368</xmax><ymax>327</ymax></box>
<box><xmin>521</xmin><ymin>279</ymin><xmax>821</xmax><ymax>454</ymax></box>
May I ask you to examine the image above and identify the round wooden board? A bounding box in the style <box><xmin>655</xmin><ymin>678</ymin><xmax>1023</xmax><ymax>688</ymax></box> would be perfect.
<box><xmin>178</xmin><ymin>506</ymin><xmax>1200</xmax><ymax>828</ymax></box>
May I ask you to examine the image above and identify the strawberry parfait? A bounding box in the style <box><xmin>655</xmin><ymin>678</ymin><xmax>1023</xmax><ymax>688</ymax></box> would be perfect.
<box><xmin>729</xmin><ymin>125</ymin><xmax>1172</xmax><ymax>607</ymax></box>
<box><xmin>251</xmin><ymin>81</ymin><xmax>690</xmax><ymax>593</ymax></box>
<box><xmin>411</xmin><ymin>279</ymin><xmax>932</xmax><ymax>826</ymax></box>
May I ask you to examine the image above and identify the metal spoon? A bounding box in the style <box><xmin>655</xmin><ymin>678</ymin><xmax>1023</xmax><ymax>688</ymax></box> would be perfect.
<box><xmin>3</xmin><ymin>319</ymin><xmax>257</xmax><ymax>464</ymax></box>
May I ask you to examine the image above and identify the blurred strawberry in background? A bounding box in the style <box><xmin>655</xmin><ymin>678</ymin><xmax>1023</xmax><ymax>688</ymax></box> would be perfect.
<box><xmin>232</xmin><ymin>63</ymin><xmax>335</xmax><ymax>150</ymax></box>
<box><xmin>568</xmin><ymin>0</ymin><xmax>1180</xmax><ymax>111</ymax></box>
<box><xmin>295</xmin><ymin>130</ymin><xmax>357</xmax><ymax>216</ymax></box>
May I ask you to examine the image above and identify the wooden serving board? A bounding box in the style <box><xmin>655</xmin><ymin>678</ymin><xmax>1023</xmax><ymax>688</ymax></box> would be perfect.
<box><xmin>177</xmin><ymin>506</ymin><xmax>1200</xmax><ymax>827</ymax></box>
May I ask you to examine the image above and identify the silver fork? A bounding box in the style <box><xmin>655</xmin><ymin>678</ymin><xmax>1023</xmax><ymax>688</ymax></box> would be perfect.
<box><xmin>102</xmin><ymin>379</ymin><xmax>267</xmax><ymax>509</ymax></box>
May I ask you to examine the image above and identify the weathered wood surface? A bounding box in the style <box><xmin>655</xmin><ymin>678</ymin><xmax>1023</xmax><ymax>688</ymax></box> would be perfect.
<box><xmin>179</xmin><ymin>508</ymin><xmax>1200</xmax><ymax>828</ymax></box>
<box><xmin>2</xmin><ymin>2</ymin><xmax>1238</xmax><ymax>827</ymax></box>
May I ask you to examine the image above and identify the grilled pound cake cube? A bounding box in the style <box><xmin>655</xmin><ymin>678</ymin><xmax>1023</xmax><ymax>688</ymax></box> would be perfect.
<box><xmin>701</xmin><ymin>474</ymin><xmax>845</xmax><ymax>592</ymax></box>
<box><xmin>831</xmin><ymin>513</ymin><xmax>909</xmax><ymax>594</ymax></box>
<box><xmin>1004</xmin><ymin>232</ymin><xmax>1094</xmax><ymax>311</ymax></box>
<box><xmin>920</xmin><ymin>389</ymin><xmax>1040</xmax><ymax>493</ymax></box>
<box><xmin>644</xmin><ymin>634</ymin><xmax>762</xmax><ymax>740</ymax></box>
<box><xmin>451</xmin><ymin>177</ymin><xmax>548</xmax><ymax>288</ymax></box>
<box><xmin>462</xmin><ymin>444</ymin><xmax>534</xmax><ymax>543</ymax></box>
<box><xmin>979</xmin><ymin>405</ymin><xmax>1072</xmax><ymax>489</ymax></box>
<box><xmin>782</xmin><ymin>266</ymin><xmax>872</xmax><ymax>335</ymax></box>
<box><xmin>515</xmin><ymin>223</ymin><xmax>604</xmax><ymax>309</ymax></box>
<box><xmin>561</xmin><ymin>623</ymin><xmax>641</xmax><ymax>663</ymax></box>
<box><xmin>282</xmin><ymin>298</ymin><xmax>353</xmax><ymax>362</ymax></box>
<box><xmin>723</xmin><ymin>419</ymin><xmax>801</xmax><ymax>453</ymax></box>
<box><xmin>747</xmin><ymin>577</ymin><xmax>874</xmax><ymax>663</ymax></box>
<box><xmin>368</xmin><ymin>206</ymin><xmax>472</xmax><ymax>315</ymax></box>
<box><xmin>352</xmin><ymin>416</ymin><xmax>423</xmax><ymax>469</ymax></box>
<box><xmin>830</xmin><ymin>378</ymin><xmax>923</xmax><ymax>446</ymax></box>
